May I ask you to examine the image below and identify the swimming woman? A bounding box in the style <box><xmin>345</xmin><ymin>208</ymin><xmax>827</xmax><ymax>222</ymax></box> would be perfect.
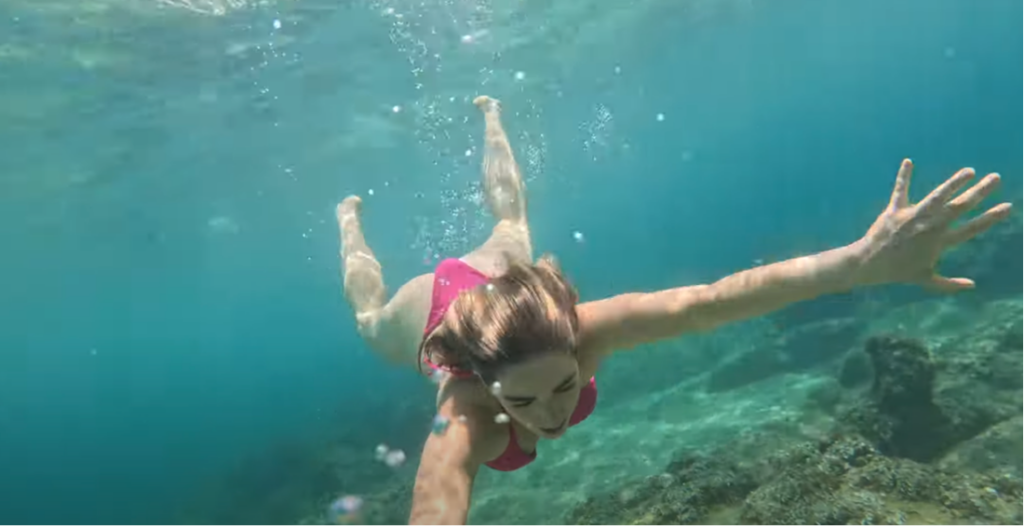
<box><xmin>335</xmin><ymin>96</ymin><xmax>1012</xmax><ymax>524</ymax></box>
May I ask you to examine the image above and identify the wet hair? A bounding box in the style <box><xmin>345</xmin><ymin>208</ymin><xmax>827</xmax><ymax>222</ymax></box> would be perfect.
<box><xmin>418</xmin><ymin>254</ymin><xmax>580</xmax><ymax>383</ymax></box>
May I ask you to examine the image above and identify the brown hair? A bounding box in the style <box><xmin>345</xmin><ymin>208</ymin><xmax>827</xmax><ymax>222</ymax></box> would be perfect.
<box><xmin>418</xmin><ymin>254</ymin><xmax>580</xmax><ymax>382</ymax></box>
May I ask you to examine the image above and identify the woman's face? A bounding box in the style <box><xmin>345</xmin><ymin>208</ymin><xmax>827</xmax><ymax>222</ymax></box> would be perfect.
<box><xmin>492</xmin><ymin>353</ymin><xmax>581</xmax><ymax>439</ymax></box>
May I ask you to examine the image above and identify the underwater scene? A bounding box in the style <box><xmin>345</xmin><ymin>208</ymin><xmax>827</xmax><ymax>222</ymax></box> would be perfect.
<box><xmin>0</xmin><ymin>0</ymin><xmax>1020</xmax><ymax>525</ymax></box>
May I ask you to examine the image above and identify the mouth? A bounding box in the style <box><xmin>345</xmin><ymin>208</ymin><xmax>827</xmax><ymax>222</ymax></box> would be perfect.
<box><xmin>540</xmin><ymin>418</ymin><xmax>568</xmax><ymax>435</ymax></box>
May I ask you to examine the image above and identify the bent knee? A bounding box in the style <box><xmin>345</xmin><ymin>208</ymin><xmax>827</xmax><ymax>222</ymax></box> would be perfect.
<box><xmin>354</xmin><ymin>310</ymin><xmax>381</xmax><ymax>342</ymax></box>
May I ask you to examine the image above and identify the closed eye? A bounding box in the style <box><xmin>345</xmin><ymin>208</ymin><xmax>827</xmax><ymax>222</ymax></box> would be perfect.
<box><xmin>507</xmin><ymin>398</ymin><xmax>534</xmax><ymax>408</ymax></box>
<box><xmin>554</xmin><ymin>374</ymin><xmax>576</xmax><ymax>393</ymax></box>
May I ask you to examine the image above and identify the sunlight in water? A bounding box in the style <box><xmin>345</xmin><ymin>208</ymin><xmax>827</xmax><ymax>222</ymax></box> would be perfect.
<box><xmin>156</xmin><ymin>0</ymin><xmax>250</xmax><ymax>15</ymax></box>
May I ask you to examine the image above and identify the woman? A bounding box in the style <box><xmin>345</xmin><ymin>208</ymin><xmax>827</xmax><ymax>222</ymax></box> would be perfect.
<box><xmin>336</xmin><ymin>96</ymin><xmax>1012</xmax><ymax>524</ymax></box>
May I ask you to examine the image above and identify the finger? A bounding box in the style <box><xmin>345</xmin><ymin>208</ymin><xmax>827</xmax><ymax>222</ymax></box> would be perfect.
<box><xmin>944</xmin><ymin>202</ymin><xmax>1014</xmax><ymax>247</ymax></box>
<box><xmin>918</xmin><ymin>167</ymin><xmax>975</xmax><ymax>213</ymax></box>
<box><xmin>946</xmin><ymin>173</ymin><xmax>1002</xmax><ymax>218</ymax></box>
<box><xmin>888</xmin><ymin>159</ymin><xmax>914</xmax><ymax>210</ymax></box>
<box><xmin>924</xmin><ymin>275</ymin><xmax>975</xmax><ymax>294</ymax></box>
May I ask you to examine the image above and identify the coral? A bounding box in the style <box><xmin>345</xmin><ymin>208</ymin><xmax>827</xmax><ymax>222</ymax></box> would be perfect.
<box><xmin>564</xmin><ymin>448</ymin><xmax>757</xmax><ymax>525</ymax></box>
<box><xmin>839</xmin><ymin>336</ymin><xmax>952</xmax><ymax>462</ymax></box>
<box><xmin>567</xmin><ymin>433</ymin><xmax>1023</xmax><ymax>525</ymax></box>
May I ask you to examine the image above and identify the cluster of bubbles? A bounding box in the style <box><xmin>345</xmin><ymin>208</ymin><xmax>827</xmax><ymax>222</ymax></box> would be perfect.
<box><xmin>364</xmin><ymin>1</ymin><xmax>550</xmax><ymax>265</ymax></box>
<box><xmin>581</xmin><ymin>103</ymin><xmax>615</xmax><ymax>162</ymax></box>
<box><xmin>374</xmin><ymin>443</ymin><xmax>407</xmax><ymax>468</ymax></box>
<box><xmin>327</xmin><ymin>494</ymin><xmax>364</xmax><ymax>525</ymax></box>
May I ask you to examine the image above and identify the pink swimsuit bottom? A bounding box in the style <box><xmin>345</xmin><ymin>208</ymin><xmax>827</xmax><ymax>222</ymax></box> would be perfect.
<box><xmin>422</xmin><ymin>258</ymin><xmax>599</xmax><ymax>471</ymax></box>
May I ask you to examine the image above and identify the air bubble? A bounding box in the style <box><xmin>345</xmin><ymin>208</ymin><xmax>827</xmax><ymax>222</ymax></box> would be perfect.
<box><xmin>573</xmin><ymin>231</ymin><xmax>585</xmax><ymax>243</ymax></box>
<box><xmin>431</xmin><ymin>415</ymin><xmax>451</xmax><ymax>435</ymax></box>
<box><xmin>272</xmin><ymin>19</ymin><xmax>281</xmax><ymax>30</ymax></box>
<box><xmin>328</xmin><ymin>495</ymin><xmax>363</xmax><ymax>524</ymax></box>
<box><xmin>494</xmin><ymin>413</ymin><xmax>510</xmax><ymax>424</ymax></box>
<box><xmin>384</xmin><ymin>450</ymin><xmax>406</xmax><ymax>468</ymax></box>
<box><xmin>490</xmin><ymin>381</ymin><xmax>502</xmax><ymax>396</ymax></box>
<box><xmin>656</xmin><ymin>113</ymin><xmax>665</xmax><ymax>122</ymax></box>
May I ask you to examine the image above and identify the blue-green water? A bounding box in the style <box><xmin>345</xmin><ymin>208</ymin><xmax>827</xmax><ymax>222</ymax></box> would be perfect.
<box><xmin>0</xmin><ymin>0</ymin><xmax>1019</xmax><ymax>524</ymax></box>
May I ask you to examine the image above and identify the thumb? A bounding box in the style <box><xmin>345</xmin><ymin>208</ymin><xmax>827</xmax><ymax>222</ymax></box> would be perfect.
<box><xmin>925</xmin><ymin>275</ymin><xmax>975</xmax><ymax>294</ymax></box>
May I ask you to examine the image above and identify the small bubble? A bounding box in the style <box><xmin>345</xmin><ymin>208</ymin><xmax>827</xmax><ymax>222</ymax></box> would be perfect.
<box><xmin>461</xmin><ymin>34</ymin><xmax>474</xmax><ymax>44</ymax></box>
<box><xmin>514</xmin><ymin>71</ymin><xmax>526</xmax><ymax>81</ymax></box>
<box><xmin>384</xmin><ymin>7</ymin><xmax>395</xmax><ymax>15</ymax></box>
<box><xmin>490</xmin><ymin>381</ymin><xmax>502</xmax><ymax>396</ymax></box>
<box><xmin>572</xmin><ymin>231</ymin><xmax>585</xmax><ymax>243</ymax></box>
<box><xmin>89</xmin><ymin>348</ymin><xmax>97</xmax><ymax>356</ymax></box>
<box><xmin>614</xmin><ymin>66</ymin><xmax>621</xmax><ymax>75</ymax></box>
<box><xmin>457</xmin><ymin>415</ymin><xmax>468</xmax><ymax>423</ymax></box>
<box><xmin>368</xmin><ymin>189</ymin><xmax>375</xmax><ymax>196</ymax></box>
<box><xmin>430</xmin><ymin>370</ymin><xmax>445</xmax><ymax>384</ymax></box>
<box><xmin>272</xmin><ymin>19</ymin><xmax>281</xmax><ymax>30</ymax></box>
<box><xmin>384</xmin><ymin>450</ymin><xmax>406</xmax><ymax>468</ymax></box>
<box><xmin>464</xmin><ymin>149</ymin><xmax>473</xmax><ymax>157</ymax></box>
<box><xmin>431</xmin><ymin>415</ymin><xmax>451</xmax><ymax>435</ymax></box>
<box><xmin>374</xmin><ymin>444</ymin><xmax>389</xmax><ymax>461</ymax></box>
<box><xmin>656</xmin><ymin>113</ymin><xmax>665</xmax><ymax>122</ymax></box>
<box><xmin>681</xmin><ymin>150</ymin><xmax>694</xmax><ymax>162</ymax></box>
<box><xmin>485</xmin><ymin>283</ymin><xmax>495</xmax><ymax>293</ymax></box>
<box><xmin>494</xmin><ymin>413</ymin><xmax>510</xmax><ymax>424</ymax></box>
<box><xmin>392</xmin><ymin>105</ymin><xmax>402</xmax><ymax>114</ymax></box>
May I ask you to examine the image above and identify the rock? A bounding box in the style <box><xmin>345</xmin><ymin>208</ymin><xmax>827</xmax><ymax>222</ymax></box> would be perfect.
<box><xmin>837</xmin><ymin>350</ymin><xmax>873</xmax><ymax>389</ymax></box>
<box><xmin>839</xmin><ymin>334</ymin><xmax>1017</xmax><ymax>463</ymax></box>
<box><xmin>565</xmin><ymin>433</ymin><xmax>1023</xmax><ymax>525</ymax></box>
<box><xmin>940</xmin><ymin>416</ymin><xmax>1023</xmax><ymax>476</ymax></box>
<box><xmin>707</xmin><ymin>318</ymin><xmax>863</xmax><ymax>393</ymax></box>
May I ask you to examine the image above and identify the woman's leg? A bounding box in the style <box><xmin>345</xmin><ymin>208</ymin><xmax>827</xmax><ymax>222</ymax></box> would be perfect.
<box><xmin>337</xmin><ymin>196</ymin><xmax>432</xmax><ymax>366</ymax></box>
<box><xmin>461</xmin><ymin>96</ymin><xmax>534</xmax><ymax>275</ymax></box>
<box><xmin>337</xmin><ymin>96</ymin><xmax>533</xmax><ymax>366</ymax></box>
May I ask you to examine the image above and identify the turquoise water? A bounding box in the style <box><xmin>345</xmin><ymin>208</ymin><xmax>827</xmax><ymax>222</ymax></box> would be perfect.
<box><xmin>0</xmin><ymin>0</ymin><xmax>1019</xmax><ymax>524</ymax></box>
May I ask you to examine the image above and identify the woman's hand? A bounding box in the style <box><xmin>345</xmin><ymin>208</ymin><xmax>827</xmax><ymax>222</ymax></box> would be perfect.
<box><xmin>852</xmin><ymin>159</ymin><xmax>1013</xmax><ymax>292</ymax></box>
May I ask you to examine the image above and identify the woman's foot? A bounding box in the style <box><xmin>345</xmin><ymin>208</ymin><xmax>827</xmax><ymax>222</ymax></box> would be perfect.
<box><xmin>473</xmin><ymin>95</ymin><xmax>501</xmax><ymax>116</ymax></box>
<box><xmin>337</xmin><ymin>195</ymin><xmax>362</xmax><ymax>231</ymax></box>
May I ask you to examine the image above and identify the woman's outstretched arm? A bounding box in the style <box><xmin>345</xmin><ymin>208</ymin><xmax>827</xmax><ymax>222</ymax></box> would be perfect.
<box><xmin>578</xmin><ymin>160</ymin><xmax>1012</xmax><ymax>355</ymax></box>
<box><xmin>408</xmin><ymin>387</ymin><xmax>503</xmax><ymax>525</ymax></box>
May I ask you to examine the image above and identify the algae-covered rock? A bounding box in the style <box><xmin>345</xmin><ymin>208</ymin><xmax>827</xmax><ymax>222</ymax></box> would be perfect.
<box><xmin>838</xmin><ymin>332</ymin><xmax>1018</xmax><ymax>464</ymax></box>
<box><xmin>566</xmin><ymin>433</ymin><xmax>1023</xmax><ymax>525</ymax></box>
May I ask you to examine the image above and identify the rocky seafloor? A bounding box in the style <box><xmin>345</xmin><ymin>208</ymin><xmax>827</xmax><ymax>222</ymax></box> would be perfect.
<box><xmin>565</xmin><ymin>320</ymin><xmax>1023</xmax><ymax>525</ymax></box>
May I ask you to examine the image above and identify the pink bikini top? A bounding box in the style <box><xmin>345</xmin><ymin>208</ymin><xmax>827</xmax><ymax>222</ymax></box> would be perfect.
<box><xmin>421</xmin><ymin>258</ymin><xmax>599</xmax><ymax>471</ymax></box>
